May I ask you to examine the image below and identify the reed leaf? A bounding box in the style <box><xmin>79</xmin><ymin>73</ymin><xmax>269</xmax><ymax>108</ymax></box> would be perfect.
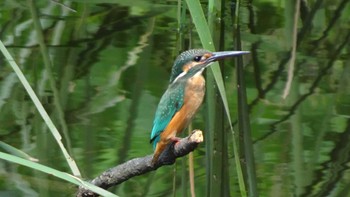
<box><xmin>0</xmin><ymin>141</ymin><xmax>38</xmax><ymax>162</ymax></box>
<box><xmin>0</xmin><ymin>152</ymin><xmax>117</xmax><ymax>197</ymax></box>
<box><xmin>27</xmin><ymin>0</ymin><xmax>73</xmax><ymax>158</ymax></box>
<box><xmin>0</xmin><ymin>39</ymin><xmax>81</xmax><ymax>176</ymax></box>
<box><xmin>233</xmin><ymin>0</ymin><xmax>258</xmax><ymax>196</ymax></box>
<box><xmin>186</xmin><ymin>0</ymin><xmax>247</xmax><ymax>196</ymax></box>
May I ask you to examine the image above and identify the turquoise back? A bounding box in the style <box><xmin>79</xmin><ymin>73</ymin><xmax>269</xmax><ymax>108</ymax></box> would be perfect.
<box><xmin>150</xmin><ymin>81</ymin><xmax>185</xmax><ymax>148</ymax></box>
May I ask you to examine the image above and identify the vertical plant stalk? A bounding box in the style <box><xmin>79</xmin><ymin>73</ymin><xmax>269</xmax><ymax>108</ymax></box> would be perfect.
<box><xmin>207</xmin><ymin>0</ymin><xmax>230</xmax><ymax>196</ymax></box>
<box><xmin>27</xmin><ymin>0</ymin><xmax>72</xmax><ymax>151</ymax></box>
<box><xmin>235</xmin><ymin>42</ymin><xmax>258</xmax><ymax>197</ymax></box>
<box><xmin>176</xmin><ymin>0</ymin><xmax>186</xmax><ymax>52</ymax></box>
<box><xmin>282</xmin><ymin>0</ymin><xmax>300</xmax><ymax>99</ymax></box>
<box><xmin>186</xmin><ymin>0</ymin><xmax>246</xmax><ymax>196</ymax></box>
<box><xmin>58</xmin><ymin>2</ymin><xmax>88</xmax><ymax>109</ymax></box>
<box><xmin>5</xmin><ymin>0</ymin><xmax>80</xmax><ymax>176</ymax></box>
<box><xmin>288</xmin><ymin>78</ymin><xmax>304</xmax><ymax>195</ymax></box>
<box><xmin>177</xmin><ymin>1</ymin><xmax>192</xmax><ymax>196</ymax></box>
<box><xmin>0</xmin><ymin>40</ymin><xmax>80</xmax><ymax>176</ymax></box>
<box><xmin>173</xmin><ymin>164</ymin><xmax>177</xmax><ymax>197</ymax></box>
<box><xmin>233</xmin><ymin>0</ymin><xmax>258</xmax><ymax>196</ymax></box>
<box><xmin>188</xmin><ymin>125</ymin><xmax>196</xmax><ymax>197</ymax></box>
<box><xmin>206</xmin><ymin>2</ymin><xmax>219</xmax><ymax>196</ymax></box>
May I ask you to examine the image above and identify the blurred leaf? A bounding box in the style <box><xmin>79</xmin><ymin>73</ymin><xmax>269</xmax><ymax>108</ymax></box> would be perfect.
<box><xmin>0</xmin><ymin>141</ymin><xmax>38</xmax><ymax>162</ymax></box>
<box><xmin>0</xmin><ymin>39</ymin><xmax>80</xmax><ymax>176</ymax></box>
<box><xmin>0</xmin><ymin>152</ymin><xmax>118</xmax><ymax>197</ymax></box>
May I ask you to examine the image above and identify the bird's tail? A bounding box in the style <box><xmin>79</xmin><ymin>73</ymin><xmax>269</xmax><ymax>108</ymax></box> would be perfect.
<box><xmin>151</xmin><ymin>140</ymin><xmax>168</xmax><ymax>164</ymax></box>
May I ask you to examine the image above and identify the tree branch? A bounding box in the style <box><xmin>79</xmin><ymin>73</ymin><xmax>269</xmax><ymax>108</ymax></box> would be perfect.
<box><xmin>76</xmin><ymin>129</ymin><xmax>204</xmax><ymax>197</ymax></box>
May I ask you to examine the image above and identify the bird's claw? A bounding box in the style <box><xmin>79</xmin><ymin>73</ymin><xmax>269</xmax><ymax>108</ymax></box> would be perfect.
<box><xmin>170</xmin><ymin>136</ymin><xmax>181</xmax><ymax>143</ymax></box>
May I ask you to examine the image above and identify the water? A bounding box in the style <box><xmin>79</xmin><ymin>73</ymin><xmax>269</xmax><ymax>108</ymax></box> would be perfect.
<box><xmin>1</xmin><ymin>0</ymin><xmax>350</xmax><ymax>196</ymax></box>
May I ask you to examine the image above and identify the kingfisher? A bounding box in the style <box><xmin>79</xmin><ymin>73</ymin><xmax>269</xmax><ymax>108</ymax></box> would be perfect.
<box><xmin>150</xmin><ymin>49</ymin><xmax>249</xmax><ymax>164</ymax></box>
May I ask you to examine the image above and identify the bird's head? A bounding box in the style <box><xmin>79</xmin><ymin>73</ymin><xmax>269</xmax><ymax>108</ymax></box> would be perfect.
<box><xmin>169</xmin><ymin>49</ymin><xmax>249</xmax><ymax>83</ymax></box>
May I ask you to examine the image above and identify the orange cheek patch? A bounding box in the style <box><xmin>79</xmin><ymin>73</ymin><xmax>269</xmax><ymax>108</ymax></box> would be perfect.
<box><xmin>182</xmin><ymin>53</ymin><xmax>213</xmax><ymax>72</ymax></box>
<box><xmin>202</xmin><ymin>53</ymin><xmax>212</xmax><ymax>60</ymax></box>
<box><xmin>183</xmin><ymin>62</ymin><xmax>198</xmax><ymax>72</ymax></box>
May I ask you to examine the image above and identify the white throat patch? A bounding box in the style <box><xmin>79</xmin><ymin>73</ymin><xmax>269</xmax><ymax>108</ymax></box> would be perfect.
<box><xmin>194</xmin><ymin>68</ymin><xmax>205</xmax><ymax>77</ymax></box>
<box><xmin>173</xmin><ymin>71</ymin><xmax>187</xmax><ymax>83</ymax></box>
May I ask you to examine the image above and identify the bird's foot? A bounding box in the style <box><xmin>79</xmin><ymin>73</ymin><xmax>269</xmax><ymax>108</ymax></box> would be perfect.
<box><xmin>170</xmin><ymin>136</ymin><xmax>181</xmax><ymax>143</ymax></box>
<box><xmin>170</xmin><ymin>137</ymin><xmax>181</xmax><ymax>142</ymax></box>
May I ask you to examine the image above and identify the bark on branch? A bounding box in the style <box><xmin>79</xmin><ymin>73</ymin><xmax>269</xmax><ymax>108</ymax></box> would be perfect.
<box><xmin>76</xmin><ymin>130</ymin><xmax>204</xmax><ymax>197</ymax></box>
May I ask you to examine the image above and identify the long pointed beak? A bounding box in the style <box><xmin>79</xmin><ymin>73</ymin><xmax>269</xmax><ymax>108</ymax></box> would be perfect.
<box><xmin>207</xmin><ymin>51</ymin><xmax>250</xmax><ymax>63</ymax></box>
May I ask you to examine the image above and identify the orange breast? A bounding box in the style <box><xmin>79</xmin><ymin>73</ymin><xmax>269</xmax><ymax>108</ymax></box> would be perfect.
<box><xmin>160</xmin><ymin>75</ymin><xmax>206</xmax><ymax>141</ymax></box>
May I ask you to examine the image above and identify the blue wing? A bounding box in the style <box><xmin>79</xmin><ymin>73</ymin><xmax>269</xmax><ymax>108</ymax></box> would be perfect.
<box><xmin>150</xmin><ymin>82</ymin><xmax>185</xmax><ymax>149</ymax></box>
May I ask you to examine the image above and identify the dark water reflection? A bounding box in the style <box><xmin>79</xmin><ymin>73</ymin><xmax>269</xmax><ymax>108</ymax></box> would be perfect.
<box><xmin>1</xmin><ymin>0</ymin><xmax>350</xmax><ymax>196</ymax></box>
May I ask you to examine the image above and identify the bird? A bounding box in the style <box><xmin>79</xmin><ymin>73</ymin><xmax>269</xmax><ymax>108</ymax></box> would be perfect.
<box><xmin>150</xmin><ymin>49</ymin><xmax>249</xmax><ymax>164</ymax></box>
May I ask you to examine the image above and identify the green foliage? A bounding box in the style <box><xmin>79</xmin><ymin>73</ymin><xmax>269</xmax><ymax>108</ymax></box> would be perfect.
<box><xmin>1</xmin><ymin>0</ymin><xmax>350</xmax><ymax>196</ymax></box>
<box><xmin>0</xmin><ymin>152</ymin><xmax>117</xmax><ymax>196</ymax></box>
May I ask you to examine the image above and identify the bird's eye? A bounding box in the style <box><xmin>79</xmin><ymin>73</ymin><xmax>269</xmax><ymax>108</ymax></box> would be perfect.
<box><xmin>193</xmin><ymin>56</ymin><xmax>202</xmax><ymax>62</ymax></box>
